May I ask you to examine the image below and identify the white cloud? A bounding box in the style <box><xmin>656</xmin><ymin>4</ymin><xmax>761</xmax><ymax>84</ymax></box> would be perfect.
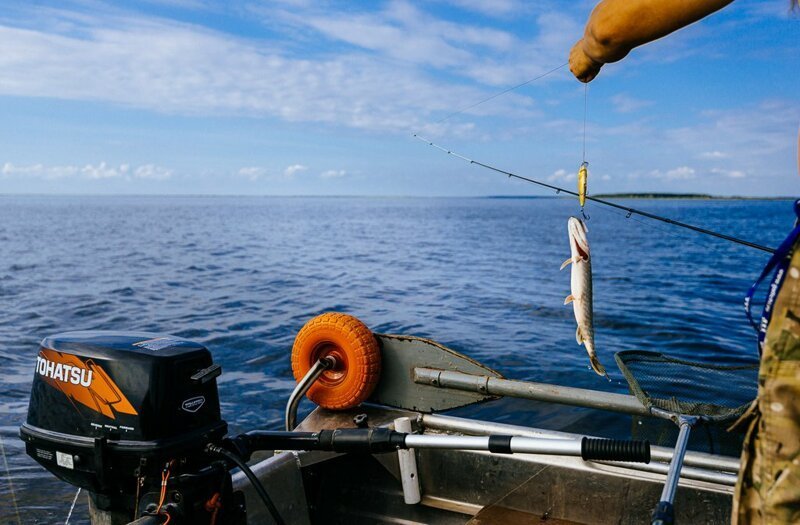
<box><xmin>649</xmin><ymin>166</ymin><xmax>696</xmax><ymax>180</ymax></box>
<box><xmin>1</xmin><ymin>162</ymin><xmax>172</xmax><ymax>181</ymax></box>
<box><xmin>700</xmin><ymin>151</ymin><xmax>727</xmax><ymax>159</ymax></box>
<box><xmin>320</xmin><ymin>169</ymin><xmax>347</xmax><ymax>179</ymax></box>
<box><xmin>283</xmin><ymin>164</ymin><xmax>308</xmax><ymax>178</ymax></box>
<box><xmin>610</xmin><ymin>93</ymin><xmax>653</xmax><ymax>113</ymax></box>
<box><xmin>281</xmin><ymin>2</ymin><xmax>519</xmax><ymax>71</ymax></box>
<box><xmin>666</xmin><ymin>101</ymin><xmax>797</xmax><ymax>159</ymax></box>
<box><xmin>0</xmin><ymin>5</ymin><xmax>570</xmax><ymax>135</ymax></box>
<box><xmin>81</xmin><ymin>162</ymin><xmax>124</xmax><ymax>179</ymax></box>
<box><xmin>547</xmin><ymin>168</ymin><xmax>575</xmax><ymax>182</ymax></box>
<box><xmin>662</xmin><ymin>101</ymin><xmax>798</xmax><ymax>183</ymax></box>
<box><xmin>666</xmin><ymin>166</ymin><xmax>695</xmax><ymax>180</ymax></box>
<box><xmin>739</xmin><ymin>2</ymin><xmax>798</xmax><ymax>20</ymax></box>
<box><xmin>140</xmin><ymin>0</ymin><xmax>211</xmax><ymax>9</ymax></box>
<box><xmin>238</xmin><ymin>166</ymin><xmax>266</xmax><ymax>181</ymax></box>
<box><xmin>711</xmin><ymin>167</ymin><xmax>747</xmax><ymax>179</ymax></box>
<box><xmin>602</xmin><ymin>100</ymin><xmax>796</xmax><ymax>192</ymax></box>
<box><xmin>134</xmin><ymin>164</ymin><xmax>173</xmax><ymax>180</ymax></box>
<box><xmin>3</xmin><ymin>162</ymin><xmax>72</xmax><ymax>179</ymax></box>
<box><xmin>441</xmin><ymin>0</ymin><xmax>525</xmax><ymax>17</ymax></box>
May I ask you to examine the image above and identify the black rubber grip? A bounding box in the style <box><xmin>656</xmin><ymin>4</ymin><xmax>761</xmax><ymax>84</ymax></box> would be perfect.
<box><xmin>581</xmin><ymin>437</ymin><xmax>650</xmax><ymax>463</ymax></box>
<box><xmin>317</xmin><ymin>428</ymin><xmax>405</xmax><ymax>454</ymax></box>
<box><xmin>487</xmin><ymin>435</ymin><xmax>513</xmax><ymax>454</ymax></box>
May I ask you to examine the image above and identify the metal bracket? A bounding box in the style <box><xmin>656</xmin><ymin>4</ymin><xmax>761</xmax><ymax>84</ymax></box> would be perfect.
<box><xmin>285</xmin><ymin>356</ymin><xmax>336</xmax><ymax>431</ymax></box>
<box><xmin>394</xmin><ymin>417</ymin><xmax>421</xmax><ymax>504</ymax></box>
<box><xmin>368</xmin><ymin>334</ymin><xmax>502</xmax><ymax>412</ymax></box>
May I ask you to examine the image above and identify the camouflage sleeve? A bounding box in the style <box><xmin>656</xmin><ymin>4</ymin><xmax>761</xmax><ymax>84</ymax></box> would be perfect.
<box><xmin>733</xmin><ymin>243</ymin><xmax>800</xmax><ymax>524</ymax></box>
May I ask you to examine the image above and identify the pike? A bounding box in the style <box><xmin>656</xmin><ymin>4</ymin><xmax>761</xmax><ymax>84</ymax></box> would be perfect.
<box><xmin>561</xmin><ymin>217</ymin><xmax>607</xmax><ymax>377</ymax></box>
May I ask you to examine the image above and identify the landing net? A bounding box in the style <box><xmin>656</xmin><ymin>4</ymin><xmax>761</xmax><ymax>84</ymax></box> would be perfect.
<box><xmin>615</xmin><ymin>350</ymin><xmax>758</xmax><ymax>424</ymax></box>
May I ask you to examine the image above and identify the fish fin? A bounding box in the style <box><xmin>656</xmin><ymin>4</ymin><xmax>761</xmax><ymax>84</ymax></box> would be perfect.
<box><xmin>576</xmin><ymin>326</ymin><xmax>583</xmax><ymax>344</ymax></box>
<box><xmin>589</xmin><ymin>354</ymin><xmax>608</xmax><ymax>377</ymax></box>
<box><xmin>564</xmin><ymin>295</ymin><xmax>574</xmax><ymax>305</ymax></box>
<box><xmin>560</xmin><ymin>258</ymin><xmax>573</xmax><ymax>270</ymax></box>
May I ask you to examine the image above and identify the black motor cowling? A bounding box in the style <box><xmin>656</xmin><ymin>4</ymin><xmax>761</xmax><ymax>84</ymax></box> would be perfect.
<box><xmin>20</xmin><ymin>331</ymin><xmax>230</xmax><ymax>520</ymax></box>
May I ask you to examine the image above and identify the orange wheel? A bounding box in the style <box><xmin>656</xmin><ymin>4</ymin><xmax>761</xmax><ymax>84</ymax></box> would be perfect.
<box><xmin>291</xmin><ymin>313</ymin><xmax>381</xmax><ymax>410</ymax></box>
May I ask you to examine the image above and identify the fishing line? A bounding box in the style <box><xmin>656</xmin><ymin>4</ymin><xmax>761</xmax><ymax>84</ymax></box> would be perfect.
<box><xmin>0</xmin><ymin>434</ymin><xmax>22</xmax><ymax>525</ymax></box>
<box><xmin>65</xmin><ymin>488</ymin><xmax>81</xmax><ymax>525</ymax></box>
<box><xmin>580</xmin><ymin>83</ymin><xmax>590</xmax><ymax>220</ymax></box>
<box><xmin>582</xmin><ymin>84</ymin><xmax>588</xmax><ymax>164</ymax></box>
<box><xmin>413</xmin><ymin>135</ymin><xmax>777</xmax><ymax>254</ymax></box>
<box><xmin>431</xmin><ymin>62</ymin><xmax>568</xmax><ymax>125</ymax></box>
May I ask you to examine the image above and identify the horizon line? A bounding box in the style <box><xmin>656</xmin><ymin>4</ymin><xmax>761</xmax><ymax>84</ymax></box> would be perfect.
<box><xmin>0</xmin><ymin>193</ymin><xmax>795</xmax><ymax>200</ymax></box>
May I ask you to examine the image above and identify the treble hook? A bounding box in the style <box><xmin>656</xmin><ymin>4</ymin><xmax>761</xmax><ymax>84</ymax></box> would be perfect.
<box><xmin>581</xmin><ymin>207</ymin><xmax>590</xmax><ymax>220</ymax></box>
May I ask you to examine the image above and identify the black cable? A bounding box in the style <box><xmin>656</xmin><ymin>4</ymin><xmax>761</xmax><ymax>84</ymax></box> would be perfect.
<box><xmin>206</xmin><ymin>444</ymin><xmax>285</xmax><ymax>525</ymax></box>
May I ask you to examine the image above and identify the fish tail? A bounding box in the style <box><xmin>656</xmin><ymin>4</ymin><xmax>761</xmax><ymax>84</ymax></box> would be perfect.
<box><xmin>589</xmin><ymin>354</ymin><xmax>607</xmax><ymax>377</ymax></box>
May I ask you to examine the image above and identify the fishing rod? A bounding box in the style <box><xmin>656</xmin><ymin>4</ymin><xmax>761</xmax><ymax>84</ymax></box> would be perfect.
<box><xmin>413</xmin><ymin>135</ymin><xmax>777</xmax><ymax>255</ymax></box>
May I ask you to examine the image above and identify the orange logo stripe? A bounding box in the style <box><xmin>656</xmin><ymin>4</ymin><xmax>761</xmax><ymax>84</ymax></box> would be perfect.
<box><xmin>38</xmin><ymin>348</ymin><xmax>138</xmax><ymax>419</ymax></box>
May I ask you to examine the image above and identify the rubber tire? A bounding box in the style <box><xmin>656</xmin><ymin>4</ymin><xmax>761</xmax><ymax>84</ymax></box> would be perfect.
<box><xmin>291</xmin><ymin>313</ymin><xmax>381</xmax><ymax>410</ymax></box>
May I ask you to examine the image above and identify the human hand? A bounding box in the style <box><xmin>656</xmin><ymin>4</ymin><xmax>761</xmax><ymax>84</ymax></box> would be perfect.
<box><xmin>569</xmin><ymin>39</ymin><xmax>603</xmax><ymax>83</ymax></box>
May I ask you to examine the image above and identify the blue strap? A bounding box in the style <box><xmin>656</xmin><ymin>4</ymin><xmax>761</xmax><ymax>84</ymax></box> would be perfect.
<box><xmin>744</xmin><ymin>199</ymin><xmax>800</xmax><ymax>354</ymax></box>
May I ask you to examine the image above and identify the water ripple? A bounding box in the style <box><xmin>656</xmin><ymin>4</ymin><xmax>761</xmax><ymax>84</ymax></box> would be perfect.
<box><xmin>0</xmin><ymin>195</ymin><xmax>788</xmax><ymax>521</ymax></box>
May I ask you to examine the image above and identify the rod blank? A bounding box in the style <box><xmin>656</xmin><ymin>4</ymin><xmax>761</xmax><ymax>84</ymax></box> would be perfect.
<box><xmin>414</xmin><ymin>135</ymin><xmax>777</xmax><ymax>254</ymax></box>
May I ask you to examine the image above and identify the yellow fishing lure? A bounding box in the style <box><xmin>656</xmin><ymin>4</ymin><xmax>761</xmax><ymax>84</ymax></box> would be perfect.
<box><xmin>577</xmin><ymin>162</ymin><xmax>588</xmax><ymax>208</ymax></box>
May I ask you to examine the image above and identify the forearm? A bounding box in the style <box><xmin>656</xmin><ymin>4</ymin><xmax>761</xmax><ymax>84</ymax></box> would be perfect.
<box><xmin>581</xmin><ymin>0</ymin><xmax>734</xmax><ymax>64</ymax></box>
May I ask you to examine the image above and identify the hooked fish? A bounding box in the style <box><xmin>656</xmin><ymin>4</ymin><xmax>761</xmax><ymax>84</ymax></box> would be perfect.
<box><xmin>561</xmin><ymin>217</ymin><xmax>607</xmax><ymax>377</ymax></box>
<box><xmin>577</xmin><ymin>162</ymin><xmax>588</xmax><ymax>208</ymax></box>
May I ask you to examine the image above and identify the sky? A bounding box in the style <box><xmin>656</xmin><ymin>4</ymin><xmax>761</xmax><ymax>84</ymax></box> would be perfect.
<box><xmin>0</xmin><ymin>0</ymin><xmax>797</xmax><ymax>196</ymax></box>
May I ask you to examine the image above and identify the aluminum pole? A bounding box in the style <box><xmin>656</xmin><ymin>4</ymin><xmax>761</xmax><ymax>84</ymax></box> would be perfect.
<box><xmin>404</xmin><ymin>435</ymin><xmax>582</xmax><ymax>456</ymax></box>
<box><xmin>420</xmin><ymin>412</ymin><xmax>740</xmax><ymax>474</ymax></box>
<box><xmin>660</xmin><ymin>420</ymin><xmax>694</xmax><ymax>504</ymax></box>
<box><xmin>414</xmin><ymin>368</ymin><xmax>650</xmax><ymax>417</ymax></box>
<box><xmin>651</xmin><ymin>416</ymin><xmax>697</xmax><ymax>525</ymax></box>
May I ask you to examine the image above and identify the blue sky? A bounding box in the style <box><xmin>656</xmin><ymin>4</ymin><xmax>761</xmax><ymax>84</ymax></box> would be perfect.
<box><xmin>0</xmin><ymin>0</ymin><xmax>797</xmax><ymax>196</ymax></box>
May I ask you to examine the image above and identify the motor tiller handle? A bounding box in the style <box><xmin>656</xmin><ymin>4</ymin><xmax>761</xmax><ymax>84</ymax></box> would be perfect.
<box><xmin>226</xmin><ymin>429</ymin><xmax>651</xmax><ymax>463</ymax></box>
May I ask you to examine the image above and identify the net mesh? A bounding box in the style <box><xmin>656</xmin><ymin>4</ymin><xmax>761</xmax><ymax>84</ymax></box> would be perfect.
<box><xmin>615</xmin><ymin>350</ymin><xmax>758</xmax><ymax>424</ymax></box>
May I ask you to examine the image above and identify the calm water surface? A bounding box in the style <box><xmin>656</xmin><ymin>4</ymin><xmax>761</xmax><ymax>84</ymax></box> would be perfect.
<box><xmin>0</xmin><ymin>195</ymin><xmax>790</xmax><ymax>523</ymax></box>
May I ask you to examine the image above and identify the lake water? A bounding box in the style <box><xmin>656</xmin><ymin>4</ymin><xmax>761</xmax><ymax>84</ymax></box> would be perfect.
<box><xmin>0</xmin><ymin>195</ymin><xmax>790</xmax><ymax>523</ymax></box>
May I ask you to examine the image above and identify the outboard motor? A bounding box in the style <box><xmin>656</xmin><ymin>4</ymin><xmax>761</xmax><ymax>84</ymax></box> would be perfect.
<box><xmin>19</xmin><ymin>331</ymin><xmax>240</xmax><ymax>524</ymax></box>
